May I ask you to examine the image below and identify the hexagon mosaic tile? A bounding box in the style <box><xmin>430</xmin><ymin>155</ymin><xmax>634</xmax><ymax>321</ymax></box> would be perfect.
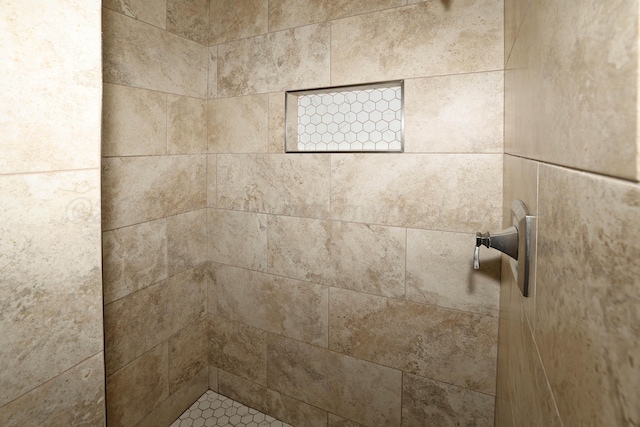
<box><xmin>287</xmin><ymin>82</ymin><xmax>403</xmax><ymax>152</ymax></box>
<box><xmin>170</xmin><ymin>390</ymin><xmax>293</xmax><ymax>427</ymax></box>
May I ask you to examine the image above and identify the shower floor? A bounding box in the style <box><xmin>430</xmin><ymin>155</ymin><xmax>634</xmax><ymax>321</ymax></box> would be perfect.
<box><xmin>170</xmin><ymin>390</ymin><xmax>293</xmax><ymax>427</ymax></box>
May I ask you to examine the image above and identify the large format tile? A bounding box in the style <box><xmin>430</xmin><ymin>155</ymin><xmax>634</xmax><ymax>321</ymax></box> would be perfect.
<box><xmin>217</xmin><ymin>24</ymin><xmax>330</xmax><ymax>97</ymax></box>
<box><xmin>104</xmin><ymin>266</ymin><xmax>207</xmax><ymax>374</ymax></box>
<box><xmin>208</xmin><ymin>316</ymin><xmax>268</xmax><ymax>385</ymax></box>
<box><xmin>406</xmin><ymin>228</ymin><xmax>500</xmax><ymax>316</ymax></box>
<box><xmin>507</xmin><ymin>280</ymin><xmax>562</xmax><ymax>427</ymax></box>
<box><xmin>506</xmin><ymin>0</ymin><xmax>639</xmax><ymax>180</ymax></box>
<box><xmin>209</xmin><ymin>0</ymin><xmax>268</xmax><ymax>45</ymax></box>
<box><xmin>103</xmin><ymin>8</ymin><xmax>208</xmax><ymax>98</ymax></box>
<box><xmin>327</xmin><ymin>414</ymin><xmax>365</xmax><ymax>427</ymax></box>
<box><xmin>213</xmin><ymin>264</ymin><xmax>328</xmax><ymax>346</ymax></box>
<box><xmin>0</xmin><ymin>353</ymin><xmax>105</xmax><ymax>427</ymax></box>
<box><xmin>167</xmin><ymin>95</ymin><xmax>207</xmax><ymax>155</ymax></box>
<box><xmin>208</xmin><ymin>209</ymin><xmax>268</xmax><ymax>271</ymax></box>
<box><xmin>102</xmin><ymin>83</ymin><xmax>167</xmax><ymax>157</ymax></box>
<box><xmin>218</xmin><ymin>370</ymin><xmax>328</xmax><ymax>427</ymax></box>
<box><xmin>0</xmin><ymin>2</ymin><xmax>101</xmax><ymax>174</ymax></box>
<box><xmin>103</xmin><ymin>0</ymin><xmax>166</xmax><ymax>28</ymax></box>
<box><xmin>0</xmin><ymin>171</ymin><xmax>103</xmax><ymax>407</ymax></box>
<box><xmin>404</xmin><ymin>72</ymin><xmax>503</xmax><ymax>153</ymax></box>
<box><xmin>102</xmin><ymin>155</ymin><xmax>206</xmax><ymax>230</ymax></box>
<box><xmin>268</xmin><ymin>216</ymin><xmax>406</xmax><ymax>297</ymax></box>
<box><xmin>169</xmin><ymin>319</ymin><xmax>208</xmax><ymax>394</ymax></box>
<box><xmin>331</xmin><ymin>0</ymin><xmax>503</xmax><ymax>85</ymax></box>
<box><xmin>207</xmin><ymin>155</ymin><xmax>217</xmax><ymax>207</ymax></box>
<box><xmin>167</xmin><ymin>209</ymin><xmax>208</xmax><ymax>276</ymax></box>
<box><xmin>268</xmin><ymin>0</ymin><xmax>405</xmax><ymax>31</ymax></box>
<box><xmin>535</xmin><ymin>164</ymin><xmax>640</xmax><ymax>426</ymax></box>
<box><xmin>137</xmin><ymin>367</ymin><xmax>208</xmax><ymax>427</ymax></box>
<box><xmin>106</xmin><ymin>344</ymin><xmax>169</xmax><ymax>427</ymax></box>
<box><xmin>268</xmin><ymin>93</ymin><xmax>286</xmax><ymax>153</ymax></box>
<box><xmin>402</xmin><ymin>373</ymin><xmax>495</xmax><ymax>427</ymax></box>
<box><xmin>267</xmin><ymin>334</ymin><xmax>402</xmax><ymax>426</ymax></box>
<box><xmin>102</xmin><ymin>218</ymin><xmax>168</xmax><ymax>304</ymax></box>
<box><xmin>207</xmin><ymin>95</ymin><xmax>269</xmax><ymax>153</ymax></box>
<box><xmin>217</xmin><ymin>154</ymin><xmax>331</xmax><ymax>218</ymax></box>
<box><xmin>329</xmin><ymin>289</ymin><xmax>498</xmax><ymax>395</ymax></box>
<box><xmin>331</xmin><ymin>154</ymin><xmax>502</xmax><ymax>232</ymax></box>
<box><xmin>167</xmin><ymin>0</ymin><xmax>209</xmax><ymax>44</ymax></box>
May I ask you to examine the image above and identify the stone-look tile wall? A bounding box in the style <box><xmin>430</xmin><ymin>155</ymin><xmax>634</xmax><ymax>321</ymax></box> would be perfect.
<box><xmin>101</xmin><ymin>1</ymin><xmax>210</xmax><ymax>425</ymax></box>
<box><xmin>207</xmin><ymin>1</ymin><xmax>504</xmax><ymax>425</ymax></box>
<box><xmin>498</xmin><ymin>0</ymin><xmax>640</xmax><ymax>426</ymax></box>
<box><xmin>0</xmin><ymin>1</ymin><xmax>105</xmax><ymax>425</ymax></box>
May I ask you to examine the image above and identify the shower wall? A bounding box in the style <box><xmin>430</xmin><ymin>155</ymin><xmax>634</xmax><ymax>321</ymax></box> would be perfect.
<box><xmin>0</xmin><ymin>1</ymin><xmax>105</xmax><ymax>425</ymax></box>
<box><xmin>498</xmin><ymin>0</ymin><xmax>640</xmax><ymax>426</ymax></box>
<box><xmin>101</xmin><ymin>1</ymin><xmax>211</xmax><ymax>425</ymax></box>
<box><xmin>206</xmin><ymin>0</ymin><xmax>504</xmax><ymax>425</ymax></box>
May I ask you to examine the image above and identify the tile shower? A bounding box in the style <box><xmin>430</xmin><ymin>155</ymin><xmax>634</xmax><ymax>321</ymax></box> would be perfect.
<box><xmin>101</xmin><ymin>0</ymin><xmax>503</xmax><ymax>425</ymax></box>
<box><xmin>3</xmin><ymin>0</ymin><xmax>639</xmax><ymax>426</ymax></box>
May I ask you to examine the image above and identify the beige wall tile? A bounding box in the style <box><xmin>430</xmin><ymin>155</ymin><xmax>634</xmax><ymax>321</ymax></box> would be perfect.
<box><xmin>535</xmin><ymin>165</ymin><xmax>640</xmax><ymax>426</ymax></box>
<box><xmin>103</xmin><ymin>0</ymin><xmax>167</xmax><ymax>28</ymax></box>
<box><xmin>402</xmin><ymin>373</ymin><xmax>495</xmax><ymax>427</ymax></box>
<box><xmin>167</xmin><ymin>209</ymin><xmax>208</xmax><ymax>276</ymax></box>
<box><xmin>268</xmin><ymin>0</ymin><xmax>405</xmax><ymax>31</ymax></box>
<box><xmin>168</xmin><ymin>95</ymin><xmax>207</xmax><ymax>154</ymax></box>
<box><xmin>0</xmin><ymin>3</ymin><xmax>101</xmax><ymax>174</ymax></box>
<box><xmin>207</xmin><ymin>155</ymin><xmax>217</xmax><ymax>207</ymax></box>
<box><xmin>0</xmin><ymin>353</ymin><xmax>105</xmax><ymax>427</ymax></box>
<box><xmin>507</xmin><ymin>281</ymin><xmax>562</xmax><ymax>427</ymax></box>
<box><xmin>268</xmin><ymin>93</ymin><xmax>286</xmax><ymax>153</ymax></box>
<box><xmin>102</xmin><ymin>83</ymin><xmax>167</xmax><ymax>157</ymax></box>
<box><xmin>102</xmin><ymin>218</ymin><xmax>168</xmax><ymax>304</ymax></box>
<box><xmin>213</xmin><ymin>264</ymin><xmax>329</xmax><ymax>346</ymax></box>
<box><xmin>104</xmin><ymin>266</ymin><xmax>207</xmax><ymax>374</ymax></box>
<box><xmin>404</xmin><ymin>72</ymin><xmax>504</xmax><ymax>153</ymax></box>
<box><xmin>327</xmin><ymin>413</ymin><xmax>365</xmax><ymax>427</ymax></box>
<box><xmin>209</xmin><ymin>366</ymin><xmax>218</xmax><ymax>391</ymax></box>
<box><xmin>207</xmin><ymin>95</ymin><xmax>269</xmax><ymax>153</ymax></box>
<box><xmin>217</xmin><ymin>24</ymin><xmax>330</xmax><ymax>97</ymax></box>
<box><xmin>267</xmin><ymin>216</ymin><xmax>331</xmax><ymax>283</ymax></box>
<box><xmin>137</xmin><ymin>367</ymin><xmax>208</xmax><ymax>427</ymax></box>
<box><xmin>506</xmin><ymin>0</ymin><xmax>638</xmax><ymax>180</ymax></box>
<box><xmin>207</xmin><ymin>261</ymin><xmax>218</xmax><ymax>317</ymax></box>
<box><xmin>103</xmin><ymin>8</ymin><xmax>208</xmax><ymax>98</ymax></box>
<box><xmin>209</xmin><ymin>0</ymin><xmax>268</xmax><ymax>45</ymax></box>
<box><xmin>208</xmin><ymin>47</ymin><xmax>218</xmax><ymax>99</ymax></box>
<box><xmin>209</xmin><ymin>316</ymin><xmax>268</xmax><ymax>385</ymax></box>
<box><xmin>106</xmin><ymin>344</ymin><xmax>169</xmax><ymax>426</ymax></box>
<box><xmin>504</xmin><ymin>0</ymin><xmax>530</xmax><ymax>64</ymax></box>
<box><xmin>102</xmin><ymin>155</ymin><xmax>206</xmax><ymax>230</ymax></box>
<box><xmin>218</xmin><ymin>370</ymin><xmax>328</xmax><ymax>427</ymax></box>
<box><xmin>268</xmin><ymin>216</ymin><xmax>406</xmax><ymax>297</ymax></box>
<box><xmin>267</xmin><ymin>334</ymin><xmax>402</xmax><ymax>426</ymax></box>
<box><xmin>329</xmin><ymin>289</ymin><xmax>497</xmax><ymax>395</ymax></box>
<box><xmin>167</xmin><ymin>0</ymin><xmax>209</xmax><ymax>44</ymax></box>
<box><xmin>331</xmin><ymin>154</ymin><xmax>502</xmax><ymax>232</ymax></box>
<box><xmin>331</xmin><ymin>0</ymin><xmax>503</xmax><ymax>85</ymax></box>
<box><xmin>169</xmin><ymin>319</ymin><xmax>209</xmax><ymax>393</ymax></box>
<box><xmin>406</xmin><ymin>229</ymin><xmax>500</xmax><ymax>316</ymax></box>
<box><xmin>217</xmin><ymin>154</ymin><xmax>331</xmax><ymax>218</ymax></box>
<box><xmin>208</xmin><ymin>208</ymin><xmax>268</xmax><ymax>271</ymax></box>
<box><xmin>0</xmin><ymin>171</ymin><xmax>103</xmax><ymax>407</ymax></box>
<box><xmin>496</xmin><ymin>256</ymin><xmax>512</xmax><ymax>405</ymax></box>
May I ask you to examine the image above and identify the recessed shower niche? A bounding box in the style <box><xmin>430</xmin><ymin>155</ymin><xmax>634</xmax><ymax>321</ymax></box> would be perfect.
<box><xmin>285</xmin><ymin>80</ymin><xmax>404</xmax><ymax>152</ymax></box>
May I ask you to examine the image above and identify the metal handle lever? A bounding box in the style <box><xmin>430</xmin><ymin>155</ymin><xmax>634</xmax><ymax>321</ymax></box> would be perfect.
<box><xmin>473</xmin><ymin>246</ymin><xmax>480</xmax><ymax>270</ymax></box>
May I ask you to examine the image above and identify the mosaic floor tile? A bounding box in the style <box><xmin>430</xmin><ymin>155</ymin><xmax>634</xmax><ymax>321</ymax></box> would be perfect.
<box><xmin>170</xmin><ymin>390</ymin><xmax>293</xmax><ymax>427</ymax></box>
